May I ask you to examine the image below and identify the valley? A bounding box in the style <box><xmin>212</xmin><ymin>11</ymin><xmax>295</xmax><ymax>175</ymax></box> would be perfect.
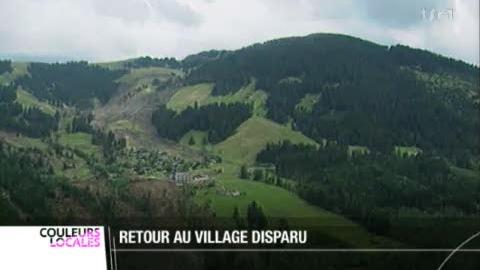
<box><xmin>0</xmin><ymin>34</ymin><xmax>479</xmax><ymax>253</ymax></box>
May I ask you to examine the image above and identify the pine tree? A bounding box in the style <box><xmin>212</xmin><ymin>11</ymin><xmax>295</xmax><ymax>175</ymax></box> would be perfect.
<box><xmin>188</xmin><ymin>136</ymin><xmax>195</xmax><ymax>145</ymax></box>
<box><xmin>240</xmin><ymin>165</ymin><xmax>248</xmax><ymax>179</ymax></box>
<box><xmin>246</xmin><ymin>201</ymin><xmax>267</xmax><ymax>229</ymax></box>
<box><xmin>232</xmin><ymin>206</ymin><xmax>242</xmax><ymax>228</ymax></box>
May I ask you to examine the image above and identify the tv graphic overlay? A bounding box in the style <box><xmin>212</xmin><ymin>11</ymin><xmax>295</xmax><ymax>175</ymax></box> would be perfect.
<box><xmin>0</xmin><ymin>0</ymin><xmax>479</xmax><ymax>269</ymax></box>
<box><xmin>1</xmin><ymin>225</ymin><xmax>478</xmax><ymax>270</ymax></box>
<box><xmin>0</xmin><ymin>227</ymin><xmax>107</xmax><ymax>270</ymax></box>
<box><xmin>40</xmin><ymin>227</ymin><xmax>102</xmax><ymax>248</ymax></box>
<box><xmin>103</xmin><ymin>220</ymin><xmax>479</xmax><ymax>269</ymax></box>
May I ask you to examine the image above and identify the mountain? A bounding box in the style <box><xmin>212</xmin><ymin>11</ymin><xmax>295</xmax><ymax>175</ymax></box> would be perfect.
<box><xmin>0</xmin><ymin>33</ymin><xmax>479</xmax><ymax>256</ymax></box>
<box><xmin>184</xmin><ymin>33</ymin><xmax>479</xmax><ymax>156</ymax></box>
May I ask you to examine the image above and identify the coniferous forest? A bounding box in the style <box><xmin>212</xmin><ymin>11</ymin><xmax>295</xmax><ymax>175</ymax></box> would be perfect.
<box><xmin>257</xmin><ymin>141</ymin><xmax>479</xmax><ymax>237</ymax></box>
<box><xmin>0</xmin><ymin>60</ymin><xmax>12</xmax><ymax>75</ymax></box>
<box><xmin>124</xmin><ymin>56</ymin><xmax>181</xmax><ymax>69</ymax></box>
<box><xmin>16</xmin><ymin>61</ymin><xmax>125</xmax><ymax>107</ymax></box>
<box><xmin>0</xmin><ymin>84</ymin><xmax>58</xmax><ymax>137</ymax></box>
<box><xmin>0</xmin><ymin>142</ymin><xmax>57</xmax><ymax>222</ymax></box>
<box><xmin>186</xmin><ymin>34</ymin><xmax>478</xmax><ymax>165</ymax></box>
<box><xmin>152</xmin><ymin>102</ymin><xmax>252</xmax><ymax>143</ymax></box>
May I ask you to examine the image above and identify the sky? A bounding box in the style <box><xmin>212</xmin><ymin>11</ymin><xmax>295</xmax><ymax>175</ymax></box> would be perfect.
<box><xmin>0</xmin><ymin>0</ymin><xmax>478</xmax><ymax>64</ymax></box>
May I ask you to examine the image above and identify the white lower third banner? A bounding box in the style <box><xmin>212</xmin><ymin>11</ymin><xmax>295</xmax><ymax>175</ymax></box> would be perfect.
<box><xmin>0</xmin><ymin>226</ymin><xmax>107</xmax><ymax>270</ymax></box>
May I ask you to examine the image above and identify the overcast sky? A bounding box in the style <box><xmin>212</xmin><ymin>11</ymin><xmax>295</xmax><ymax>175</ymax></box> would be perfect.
<box><xmin>0</xmin><ymin>0</ymin><xmax>478</xmax><ymax>64</ymax></box>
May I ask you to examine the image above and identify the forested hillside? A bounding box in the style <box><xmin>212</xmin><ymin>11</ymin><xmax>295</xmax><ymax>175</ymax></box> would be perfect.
<box><xmin>0</xmin><ymin>84</ymin><xmax>58</xmax><ymax>137</ymax></box>
<box><xmin>16</xmin><ymin>61</ymin><xmax>125</xmax><ymax>107</ymax></box>
<box><xmin>152</xmin><ymin>102</ymin><xmax>252</xmax><ymax>143</ymax></box>
<box><xmin>170</xmin><ymin>34</ymin><xmax>479</xmax><ymax>246</ymax></box>
<box><xmin>0</xmin><ymin>60</ymin><xmax>12</xmax><ymax>75</ymax></box>
<box><xmin>124</xmin><ymin>56</ymin><xmax>181</xmax><ymax>69</ymax></box>
<box><xmin>0</xmin><ymin>141</ymin><xmax>58</xmax><ymax>222</ymax></box>
<box><xmin>184</xmin><ymin>33</ymin><xmax>479</xmax><ymax>165</ymax></box>
<box><xmin>257</xmin><ymin>140</ymin><xmax>479</xmax><ymax>236</ymax></box>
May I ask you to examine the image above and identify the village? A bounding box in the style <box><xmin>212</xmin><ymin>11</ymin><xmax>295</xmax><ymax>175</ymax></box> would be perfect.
<box><xmin>169</xmin><ymin>170</ymin><xmax>214</xmax><ymax>188</ymax></box>
<box><xmin>169</xmin><ymin>168</ymin><xmax>243</xmax><ymax>198</ymax></box>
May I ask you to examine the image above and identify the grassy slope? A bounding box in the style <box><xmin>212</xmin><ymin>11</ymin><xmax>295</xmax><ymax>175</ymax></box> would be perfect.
<box><xmin>180</xmin><ymin>130</ymin><xmax>209</xmax><ymax>149</ymax></box>
<box><xmin>394</xmin><ymin>146</ymin><xmax>422</xmax><ymax>156</ymax></box>
<box><xmin>196</xmin><ymin>163</ymin><xmax>384</xmax><ymax>247</ymax></box>
<box><xmin>197</xmin><ymin>164</ymin><xmax>331</xmax><ymax>218</ymax></box>
<box><xmin>204</xmin><ymin>81</ymin><xmax>267</xmax><ymax>116</ymax></box>
<box><xmin>348</xmin><ymin>145</ymin><xmax>370</xmax><ymax>156</ymax></box>
<box><xmin>58</xmin><ymin>132</ymin><xmax>100</xmax><ymax>156</ymax></box>
<box><xmin>56</xmin><ymin>132</ymin><xmax>101</xmax><ymax>179</ymax></box>
<box><xmin>0</xmin><ymin>62</ymin><xmax>28</xmax><ymax>85</ymax></box>
<box><xmin>214</xmin><ymin>116</ymin><xmax>318</xmax><ymax>165</ymax></box>
<box><xmin>0</xmin><ymin>131</ymin><xmax>48</xmax><ymax>150</ymax></box>
<box><xmin>167</xmin><ymin>82</ymin><xmax>268</xmax><ymax>116</ymax></box>
<box><xmin>116</xmin><ymin>67</ymin><xmax>182</xmax><ymax>88</ymax></box>
<box><xmin>16</xmin><ymin>88</ymin><xmax>56</xmax><ymax>115</ymax></box>
<box><xmin>295</xmin><ymin>93</ymin><xmax>320</xmax><ymax>113</ymax></box>
<box><xmin>167</xmin><ymin>83</ymin><xmax>214</xmax><ymax>112</ymax></box>
<box><xmin>109</xmin><ymin>119</ymin><xmax>144</xmax><ymax>135</ymax></box>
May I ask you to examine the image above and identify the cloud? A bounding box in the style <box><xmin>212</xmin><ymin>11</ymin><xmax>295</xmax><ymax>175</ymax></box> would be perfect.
<box><xmin>0</xmin><ymin>0</ymin><xmax>477</xmax><ymax>64</ymax></box>
<box><xmin>93</xmin><ymin>0</ymin><xmax>202</xmax><ymax>26</ymax></box>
